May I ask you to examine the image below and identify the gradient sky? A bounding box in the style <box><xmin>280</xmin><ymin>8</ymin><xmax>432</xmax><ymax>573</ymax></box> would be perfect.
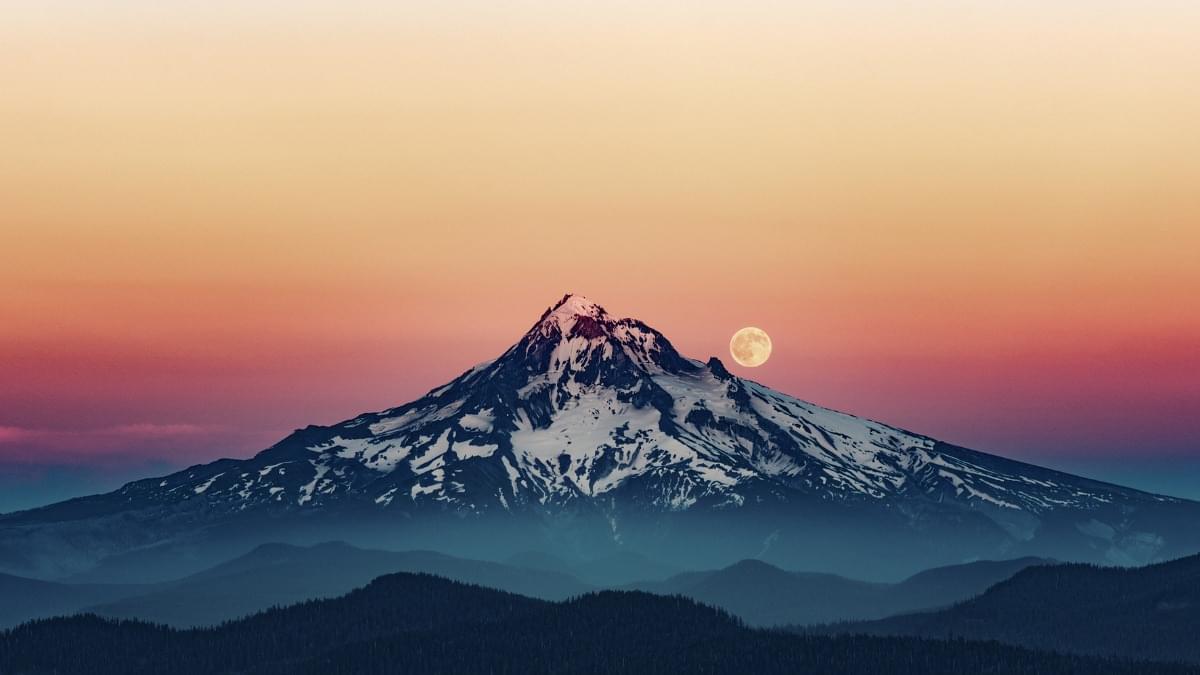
<box><xmin>2</xmin><ymin>0</ymin><xmax>1198</xmax><ymax>511</ymax></box>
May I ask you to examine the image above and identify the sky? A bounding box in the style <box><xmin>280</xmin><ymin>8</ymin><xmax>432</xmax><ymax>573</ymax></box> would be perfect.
<box><xmin>2</xmin><ymin>0</ymin><xmax>1198</xmax><ymax>511</ymax></box>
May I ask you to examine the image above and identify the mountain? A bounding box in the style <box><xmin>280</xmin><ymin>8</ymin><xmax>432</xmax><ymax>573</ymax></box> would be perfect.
<box><xmin>84</xmin><ymin>541</ymin><xmax>591</xmax><ymax>627</ymax></box>
<box><xmin>0</xmin><ymin>573</ymin><xmax>145</xmax><ymax>630</ymax></box>
<box><xmin>815</xmin><ymin>553</ymin><xmax>1200</xmax><ymax>664</ymax></box>
<box><xmin>0</xmin><ymin>541</ymin><xmax>590</xmax><ymax>629</ymax></box>
<box><xmin>629</xmin><ymin>556</ymin><xmax>1048</xmax><ymax>626</ymax></box>
<box><xmin>1</xmin><ymin>539</ymin><xmax>1040</xmax><ymax>631</ymax></box>
<box><xmin>3</xmin><ymin>293</ymin><xmax>1199</xmax><ymax>581</ymax></box>
<box><xmin>2</xmin><ymin>572</ymin><xmax>1193</xmax><ymax>675</ymax></box>
<box><xmin>503</xmin><ymin>549</ymin><xmax>681</xmax><ymax>586</ymax></box>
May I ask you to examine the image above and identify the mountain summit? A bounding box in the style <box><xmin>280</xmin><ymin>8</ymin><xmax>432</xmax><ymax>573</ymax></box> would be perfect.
<box><xmin>3</xmin><ymin>295</ymin><xmax>1199</xmax><ymax>580</ymax></box>
<box><xmin>517</xmin><ymin>292</ymin><xmax>699</xmax><ymax>376</ymax></box>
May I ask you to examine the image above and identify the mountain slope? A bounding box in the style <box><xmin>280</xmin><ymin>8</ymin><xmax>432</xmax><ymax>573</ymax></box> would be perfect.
<box><xmin>0</xmin><ymin>541</ymin><xmax>590</xmax><ymax>629</ymax></box>
<box><xmin>3</xmin><ymin>294</ymin><xmax>1198</xmax><ymax>580</ymax></box>
<box><xmin>2</xmin><ymin>572</ymin><xmax>1194</xmax><ymax>675</ymax></box>
<box><xmin>629</xmin><ymin>556</ymin><xmax>1048</xmax><ymax>626</ymax></box>
<box><xmin>819</xmin><ymin>553</ymin><xmax>1200</xmax><ymax>663</ymax></box>
<box><xmin>0</xmin><ymin>574</ymin><xmax>146</xmax><ymax>630</ymax></box>
<box><xmin>84</xmin><ymin>541</ymin><xmax>591</xmax><ymax>627</ymax></box>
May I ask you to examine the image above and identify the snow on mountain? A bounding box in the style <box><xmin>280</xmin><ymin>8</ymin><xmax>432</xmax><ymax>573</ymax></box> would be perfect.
<box><xmin>120</xmin><ymin>293</ymin><xmax>1175</xmax><ymax>525</ymax></box>
<box><xmin>6</xmin><ymin>293</ymin><xmax>1200</xmax><ymax>582</ymax></box>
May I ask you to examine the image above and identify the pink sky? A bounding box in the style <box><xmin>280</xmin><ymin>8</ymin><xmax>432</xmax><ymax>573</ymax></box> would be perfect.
<box><xmin>2</xmin><ymin>288</ymin><xmax>1197</xmax><ymax>473</ymax></box>
<box><xmin>2</xmin><ymin>0</ymin><xmax>1198</xmax><ymax>488</ymax></box>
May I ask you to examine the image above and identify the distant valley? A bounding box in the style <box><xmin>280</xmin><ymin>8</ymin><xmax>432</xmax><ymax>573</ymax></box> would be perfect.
<box><xmin>0</xmin><ymin>540</ymin><xmax>1044</xmax><ymax>630</ymax></box>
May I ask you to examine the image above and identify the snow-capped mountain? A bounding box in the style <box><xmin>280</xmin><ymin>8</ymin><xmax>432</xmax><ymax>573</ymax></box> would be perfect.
<box><xmin>130</xmin><ymin>294</ymin><xmax>1167</xmax><ymax>517</ymax></box>
<box><xmin>4</xmin><ymin>294</ymin><xmax>1199</xmax><ymax>580</ymax></box>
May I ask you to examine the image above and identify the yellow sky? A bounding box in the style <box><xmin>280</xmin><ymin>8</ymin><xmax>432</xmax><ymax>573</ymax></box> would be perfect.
<box><xmin>6</xmin><ymin>2</ymin><xmax>1199</xmax><ymax>275</ymax></box>
<box><xmin>2</xmin><ymin>1</ymin><xmax>1199</xmax><ymax>461</ymax></box>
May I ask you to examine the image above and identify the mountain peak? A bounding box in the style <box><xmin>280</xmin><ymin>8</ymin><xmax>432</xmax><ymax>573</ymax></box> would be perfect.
<box><xmin>533</xmin><ymin>293</ymin><xmax>610</xmax><ymax>338</ymax></box>
<box><xmin>15</xmin><ymin>294</ymin><xmax>1194</xmax><ymax>583</ymax></box>
<box><xmin>518</xmin><ymin>294</ymin><xmax>697</xmax><ymax>377</ymax></box>
<box><xmin>548</xmin><ymin>293</ymin><xmax>605</xmax><ymax>318</ymax></box>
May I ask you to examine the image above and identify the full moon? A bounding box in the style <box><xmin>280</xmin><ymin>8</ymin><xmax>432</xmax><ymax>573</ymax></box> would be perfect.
<box><xmin>729</xmin><ymin>327</ymin><xmax>772</xmax><ymax>367</ymax></box>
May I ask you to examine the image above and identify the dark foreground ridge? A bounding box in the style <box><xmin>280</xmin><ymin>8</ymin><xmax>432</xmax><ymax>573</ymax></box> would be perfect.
<box><xmin>811</xmin><ymin>551</ymin><xmax>1200</xmax><ymax>665</ymax></box>
<box><xmin>2</xmin><ymin>571</ymin><xmax>1196</xmax><ymax>675</ymax></box>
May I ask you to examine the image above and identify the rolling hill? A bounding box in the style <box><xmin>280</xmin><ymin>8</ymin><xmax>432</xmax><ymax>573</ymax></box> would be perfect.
<box><xmin>2</xmin><ymin>571</ymin><xmax>1193</xmax><ymax>675</ymax></box>
<box><xmin>629</xmin><ymin>556</ymin><xmax>1049</xmax><ymax>626</ymax></box>
<box><xmin>816</xmin><ymin>553</ymin><xmax>1200</xmax><ymax>663</ymax></box>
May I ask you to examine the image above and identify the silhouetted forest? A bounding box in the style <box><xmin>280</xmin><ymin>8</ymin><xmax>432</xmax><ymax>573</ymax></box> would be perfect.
<box><xmin>2</xmin><ymin>572</ymin><xmax>1196</xmax><ymax>675</ymax></box>
<box><xmin>812</xmin><ymin>553</ymin><xmax>1200</xmax><ymax>664</ymax></box>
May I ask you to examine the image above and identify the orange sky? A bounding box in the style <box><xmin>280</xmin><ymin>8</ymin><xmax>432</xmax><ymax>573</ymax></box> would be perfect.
<box><xmin>2</xmin><ymin>0</ymin><xmax>1198</xmax><ymax>482</ymax></box>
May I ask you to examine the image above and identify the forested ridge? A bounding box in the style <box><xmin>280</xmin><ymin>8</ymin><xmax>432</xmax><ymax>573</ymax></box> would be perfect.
<box><xmin>1</xmin><ymin>571</ymin><xmax>1195</xmax><ymax>675</ymax></box>
<box><xmin>810</xmin><ymin>554</ymin><xmax>1200</xmax><ymax>664</ymax></box>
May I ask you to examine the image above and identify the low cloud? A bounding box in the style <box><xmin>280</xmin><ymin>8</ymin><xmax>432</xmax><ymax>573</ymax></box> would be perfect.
<box><xmin>100</xmin><ymin>423</ymin><xmax>211</xmax><ymax>437</ymax></box>
<box><xmin>0</xmin><ymin>422</ymin><xmax>247</xmax><ymax>466</ymax></box>
<box><xmin>0</xmin><ymin>422</ymin><xmax>212</xmax><ymax>443</ymax></box>
<box><xmin>0</xmin><ymin>427</ymin><xmax>35</xmax><ymax>443</ymax></box>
